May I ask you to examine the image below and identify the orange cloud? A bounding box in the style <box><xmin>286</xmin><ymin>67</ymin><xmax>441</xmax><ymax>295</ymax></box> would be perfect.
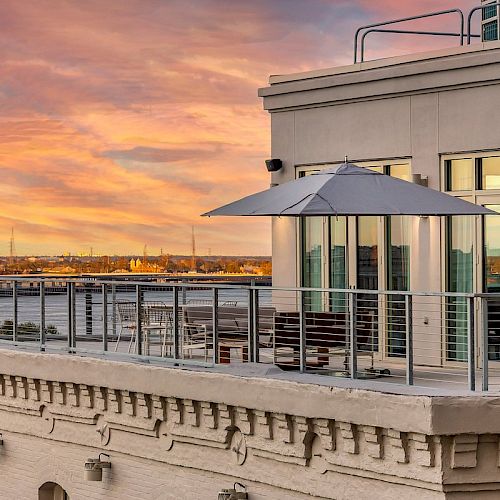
<box><xmin>0</xmin><ymin>0</ymin><xmax>481</xmax><ymax>256</ymax></box>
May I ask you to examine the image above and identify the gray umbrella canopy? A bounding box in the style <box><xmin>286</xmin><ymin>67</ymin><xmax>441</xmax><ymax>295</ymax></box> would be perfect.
<box><xmin>203</xmin><ymin>162</ymin><xmax>494</xmax><ymax>216</ymax></box>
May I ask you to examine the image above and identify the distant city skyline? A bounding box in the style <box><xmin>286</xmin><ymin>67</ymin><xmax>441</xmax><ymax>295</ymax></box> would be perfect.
<box><xmin>0</xmin><ymin>0</ymin><xmax>475</xmax><ymax>255</ymax></box>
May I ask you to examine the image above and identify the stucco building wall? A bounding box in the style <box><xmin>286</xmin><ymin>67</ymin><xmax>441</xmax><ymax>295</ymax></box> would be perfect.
<box><xmin>261</xmin><ymin>42</ymin><xmax>500</xmax><ymax>293</ymax></box>
<box><xmin>2</xmin><ymin>350</ymin><xmax>500</xmax><ymax>499</ymax></box>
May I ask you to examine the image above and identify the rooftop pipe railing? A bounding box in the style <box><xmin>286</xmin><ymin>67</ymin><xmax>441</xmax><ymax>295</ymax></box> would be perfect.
<box><xmin>354</xmin><ymin>4</ymin><xmax>500</xmax><ymax>63</ymax></box>
<box><xmin>467</xmin><ymin>2</ymin><xmax>500</xmax><ymax>44</ymax></box>
<box><xmin>354</xmin><ymin>9</ymin><xmax>466</xmax><ymax>63</ymax></box>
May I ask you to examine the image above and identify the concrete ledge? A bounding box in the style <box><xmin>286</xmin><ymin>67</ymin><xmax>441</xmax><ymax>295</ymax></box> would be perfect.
<box><xmin>2</xmin><ymin>349</ymin><xmax>500</xmax><ymax>436</ymax></box>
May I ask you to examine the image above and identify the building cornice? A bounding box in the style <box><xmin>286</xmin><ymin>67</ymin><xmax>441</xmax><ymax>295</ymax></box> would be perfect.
<box><xmin>259</xmin><ymin>43</ymin><xmax>500</xmax><ymax>112</ymax></box>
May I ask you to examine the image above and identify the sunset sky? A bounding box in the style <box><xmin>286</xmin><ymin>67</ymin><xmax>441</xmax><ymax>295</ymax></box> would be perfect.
<box><xmin>0</xmin><ymin>0</ymin><xmax>478</xmax><ymax>256</ymax></box>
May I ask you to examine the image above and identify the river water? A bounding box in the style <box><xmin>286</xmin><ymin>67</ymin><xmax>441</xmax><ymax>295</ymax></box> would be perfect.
<box><xmin>0</xmin><ymin>287</ymin><xmax>272</xmax><ymax>337</ymax></box>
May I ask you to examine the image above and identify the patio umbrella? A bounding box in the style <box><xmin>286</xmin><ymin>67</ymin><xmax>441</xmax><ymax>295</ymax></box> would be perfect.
<box><xmin>203</xmin><ymin>162</ymin><xmax>494</xmax><ymax>216</ymax></box>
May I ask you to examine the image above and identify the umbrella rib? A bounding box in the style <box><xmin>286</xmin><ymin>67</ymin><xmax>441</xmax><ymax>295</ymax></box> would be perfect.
<box><xmin>278</xmin><ymin>192</ymin><xmax>337</xmax><ymax>216</ymax></box>
<box><xmin>277</xmin><ymin>193</ymin><xmax>315</xmax><ymax>215</ymax></box>
<box><xmin>311</xmin><ymin>193</ymin><xmax>337</xmax><ymax>215</ymax></box>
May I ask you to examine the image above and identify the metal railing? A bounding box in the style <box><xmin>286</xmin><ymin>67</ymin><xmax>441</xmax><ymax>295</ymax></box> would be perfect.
<box><xmin>1</xmin><ymin>276</ymin><xmax>500</xmax><ymax>392</ymax></box>
<box><xmin>353</xmin><ymin>4</ymin><xmax>495</xmax><ymax>63</ymax></box>
<box><xmin>467</xmin><ymin>2</ymin><xmax>500</xmax><ymax>44</ymax></box>
<box><xmin>354</xmin><ymin>9</ymin><xmax>466</xmax><ymax>63</ymax></box>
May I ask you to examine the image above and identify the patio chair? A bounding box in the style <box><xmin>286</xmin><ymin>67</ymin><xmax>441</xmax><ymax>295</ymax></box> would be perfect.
<box><xmin>141</xmin><ymin>302</ymin><xmax>173</xmax><ymax>357</ymax></box>
<box><xmin>182</xmin><ymin>305</ymin><xmax>213</xmax><ymax>361</ymax></box>
<box><xmin>114</xmin><ymin>301</ymin><xmax>137</xmax><ymax>353</ymax></box>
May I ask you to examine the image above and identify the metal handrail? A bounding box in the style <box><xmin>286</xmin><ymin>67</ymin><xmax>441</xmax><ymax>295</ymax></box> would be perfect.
<box><xmin>0</xmin><ymin>275</ymin><xmax>492</xmax><ymax>393</ymax></box>
<box><xmin>354</xmin><ymin>9</ymin><xmax>465</xmax><ymax>63</ymax></box>
<box><xmin>360</xmin><ymin>28</ymin><xmax>480</xmax><ymax>63</ymax></box>
<box><xmin>0</xmin><ymin>275</ymin><xmax>482</xmax><ymax>298</ymax></box>
<box><xmin>467</xmin><ymin>2</ymin><xmax>500</xmax><ymax>44</ymax></box>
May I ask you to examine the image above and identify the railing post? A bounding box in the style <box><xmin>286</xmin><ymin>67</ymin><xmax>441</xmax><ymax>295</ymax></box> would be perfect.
<box><xmin>111</xmin><ymin>284</ymin><xmax>117</xmax><ymax>339</ymax></box>
<box><xmin>467</xmin><ymin>296</ymin><xmax>476</xmax><ymax>391</ymax></box>
<box><xmin>299</xmin><ymin>290</ymin><xmax>307</xmax><ymax>373</ymax></box>
<box><xmin>12</xmin><ymin>280</ymin><xmax>17</xmax><ymax>342</ymax></box>
<box><xmin>253</xmin><ymin>287</ymin><xmax>260</xmax><ymax>364</ymax></box>
<box><xmin>67</xmin><ymin>282</ymin><xmax>73</xmax><ymax>351</ymax></box>
<box><xmin>482</xmin><ymin>297</ymin><xmax>489</xmax><ymax>392</ymax></box>
<box><xmin>247</xmin><ymin>289</ymin><xmax>255</xmax><ymax>362</ymax></box>
<box><xmin>405</xmin><ymin>295</ymin><xmax>414</xmax><ymax>386</ymax></box>
<box><xmin>102</xmin><ymin>284</ymin><xmax>108</xmax><ymax>352</ymax></box>
<box><xmin>136</xmin><ymin>285</ymin><xmax>143</xmax><ymax>355</ymax></box>
<box><xmin>172</xmin><ymin>286</ymin><xmax>180</xmax><ymax>359</ymax></box>
<box><xmin>212</xmin><ymin>288</ymin><xmax>219</xmax><ymax>364</ymax></box>
<box><xmin>349</xmin><ymin>291</ymin><xmax>357</xmax><ymax>379</ymax></box>
<box><xmin>40</xmin><ymin>281</ymin><xmax>46</xmax><ymax>351</ymax></box>
<box><xmin>71</xmin><ymin>282</ymin><xmax>76</xmax><ymax>349</ymax></box>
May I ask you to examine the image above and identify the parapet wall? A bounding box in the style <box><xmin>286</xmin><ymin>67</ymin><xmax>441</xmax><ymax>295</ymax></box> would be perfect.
<box><xmin>1</xmin><ymin>350</ymin><xmax>500</xmax><ymax>499</ymax></box>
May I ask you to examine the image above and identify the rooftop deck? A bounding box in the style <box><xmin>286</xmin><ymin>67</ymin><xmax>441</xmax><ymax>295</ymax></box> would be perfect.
<box><xmin>0</xmin><ymin>276</ymin><xmax>497</xmax><ymax>396</ymax></box>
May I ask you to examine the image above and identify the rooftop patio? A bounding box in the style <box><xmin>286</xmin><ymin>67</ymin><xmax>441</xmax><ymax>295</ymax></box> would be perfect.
<box><xmin>1</xmin><ymin>275</ymin><xmax>499</xmax><ymax>395</ymax></box>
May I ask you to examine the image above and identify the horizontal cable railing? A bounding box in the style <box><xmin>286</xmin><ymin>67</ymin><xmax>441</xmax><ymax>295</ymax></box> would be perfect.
<box><xmin>0</xmin><ymin>276</ymin><xmax>499</xmax><ymax>392</ymax></box>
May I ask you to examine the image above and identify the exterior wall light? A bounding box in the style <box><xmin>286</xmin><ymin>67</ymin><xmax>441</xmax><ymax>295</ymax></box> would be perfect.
<box><xmin>265</xmin><ymin>159</ymin><xmax>282</xmax><ymax>172</ymax></box>
<box><xmin>217</xmin><ymin>482</ymin><xmax>248</xmax><ymax>499</ymax></box>
<box><xmin>84</xmin><ymin>453</ymin><xmax>111</xmax><ymax>481</ymax></box>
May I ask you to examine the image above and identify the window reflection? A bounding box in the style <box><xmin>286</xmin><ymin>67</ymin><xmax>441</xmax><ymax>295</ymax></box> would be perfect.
<box><xmin>357</xmin><ymin>216</ymin><xmax>379</xmax><ymax>351</ymax></box>
<box><xmin>482</xmin><ymin>157</ymin><xmax>500</xmax><ymax>190</ymax></box>
<box><xmin>447</xmin><ymin>159</ymin><xmax>473</xmax><ymax>191</ymax></box>
<box><xmin>387</xmin><ymin>216</ymin><xmax>410</xmax><ymax>356</ymax></box>
<box><xmin>389</xmin><ymin>164</ymin><xmax>411</xmax><ymax>182</ymax></box>
<box><xmin>329</xmin><ymin>216</ymin><xmax>347</xmax><ymax>312</ymax></box>
<box><xmin>484</xmin><ymin>205</ymin><xmax>500</xmax><ymax>292</ymax></box>
<box><xmin>447</xmin><ymin>216</ymin><xmax>474</xmax><ymax>361</ymax></box>
<box><xmin>387</xmin><ymin>216</ymin><xmax>410</xmax><ymax>292</ymax></box>
<box><xmin>357</xmin><ymin>217</ymin><xmax>378</xmax><ymax>290</ymax></box>
<box><xmin>302</xmin><ymin>217</ymin><xmax>323</xmax><ymax>311</ymax></box>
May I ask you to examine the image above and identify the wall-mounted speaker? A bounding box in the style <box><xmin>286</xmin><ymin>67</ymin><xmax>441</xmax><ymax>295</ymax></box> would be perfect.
<box><xmin>265</xmin><ymin>159</ymin><xmax>283</xmax><ymax>172</ymax></box>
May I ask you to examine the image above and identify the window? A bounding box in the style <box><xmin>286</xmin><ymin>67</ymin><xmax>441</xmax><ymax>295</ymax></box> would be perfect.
<box><xmin>302</xmin><ymin>217</ymin><xmax>323</xmax><ymax>311</ymax></box>
<box><xmin>357</xmin><ymin>216</ymin><xmax>378</xmax><ymax>291</ymax></box>
<box><xmin>481</xmin><ymin>157</ymin><xmax>500</xmax><ymax>190</ymax></box>
<box><xmin>447</xmin><ymin>216</ymin><xmax>474</xmax><ymax>361</ymax></box>
<box><xmin>483</xmin><ymin>20</ymin><xmax>498</xmax><ymax>41</ymax></box>
<box><xmin>484</xmin><ymin>205</ymin><xmax>500</xmax><ymax>293</ymax></box>
<box><xmin>329</xmin><ymin>216</ymin><xmax>347</xmax><ymax>312</ymax></box>
<box><xmin>483</xmin><ymin>4</ymin><xmax>498</xmax><ymax>20</ymax></box>
<box><xmin>442</xmin><ymin>152</ymin><xmax>500</xmax><ymax>361</ymax></box>
<box><xmin>39</xmin><ymin>482</ymin><xmax>69</xmax><ymax>500</ymax></box>
<box><xmin>387</xmin><ymin>216</ymin><xmax>410</xmax><ymax>356</ymax></box>
<box><xmin>445</xmin><ymin>159</ymin><xmax>473</xmax><ymax>191</ymax></box>
<box><xmin>389</xmin><ymin>164</ymin><xmax>411</xmax><ymax>182</ymax></box>
<box><xmin>445</xmin><ymin>155</ymin><xmax>500</xmax><ymax>192</ymax></box>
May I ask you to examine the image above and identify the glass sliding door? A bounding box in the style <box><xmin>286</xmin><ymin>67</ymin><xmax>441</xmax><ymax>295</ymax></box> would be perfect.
<box><xmin>387</xmin><ymin>216</ymin><xmax>410</xmax><ymax>356</ymax></box>
<box><xmin>357</xmin><ymin>216</ymin><xmax>379</xmax><ymax>350</ymax></box>
<box><xmin>301</xmin><ymin>216</ymin><xmax>348</xmax><ymax>312</ymax></box>
<box><xmin>329</xmin><ymin>216</ymin><xmax>347</xmax><ymax>312</ymax></box>
<box><xmin>484</xmin><ymin>205</ymin><xmax>500</xmax><ymax>292</ymax></box>
<box><xmin>447</xmin><ymin>216</ymin><xmax>474</xmax><ymax>361</ymax></box>
<box><xmin>483</xmin><ymin>205</ymin><xmax>500</xmax><ymax>359</ymax></box>
<box><xmin>302</xmin><ymin>217</ymin><xmax>323</xmax><ymax>311</ymax></box>
<box><xmin>357</xmin><ymin>217</ymin><xmax>378</xmax><ymax>290</ymax></box>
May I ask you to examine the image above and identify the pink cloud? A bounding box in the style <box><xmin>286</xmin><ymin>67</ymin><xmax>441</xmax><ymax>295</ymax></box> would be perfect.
<box><xmin>0</xmin><ymin>0</ymin><xmax>484</xmax><ymax>255</ymax></box>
